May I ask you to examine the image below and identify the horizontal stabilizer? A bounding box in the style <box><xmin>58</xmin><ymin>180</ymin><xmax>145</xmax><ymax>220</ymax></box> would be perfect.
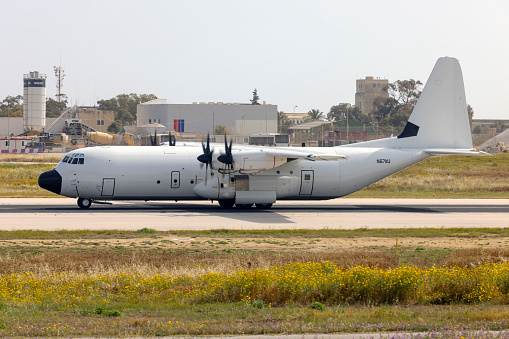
<box><xmin>423</xmin><ymin>149</ymin><xmax>491</xmax><ymax>156</ymax></box>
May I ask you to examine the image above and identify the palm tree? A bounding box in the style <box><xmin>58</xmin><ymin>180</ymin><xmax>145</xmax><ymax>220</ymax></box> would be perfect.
<box><xmin>277</xmin><ymin>111</ymin><xmax>291</xmax><ymax>134</ymax></box>
<box><xmin>307</xmin><ymin>109</ymin><xmax>324</xmax><ymax>121</ymax></box>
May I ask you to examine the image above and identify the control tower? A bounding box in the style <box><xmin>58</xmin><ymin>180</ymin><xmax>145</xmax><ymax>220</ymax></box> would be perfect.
<box><xmin>23</xmin><ymin>71</ymin><xmax>47</xmax><ymax>132</ymax></box>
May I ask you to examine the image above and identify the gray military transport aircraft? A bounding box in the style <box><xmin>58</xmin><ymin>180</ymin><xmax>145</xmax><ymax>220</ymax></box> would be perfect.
<box><xmin>38</xmin><ymin>57</ymin><xmax>485</xmax><ymax>209</ymax></box>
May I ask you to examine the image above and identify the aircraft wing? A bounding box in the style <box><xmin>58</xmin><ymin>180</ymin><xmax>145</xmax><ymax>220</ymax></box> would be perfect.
<box><xmin>230</xmin><ymin>147</ymin><xmax>347</xmax><ymax>174</ymax></box>
<box><xmin>258</xmin><ymin>148</ymin><xmax>347</xmax><ymax>160</ymax></box>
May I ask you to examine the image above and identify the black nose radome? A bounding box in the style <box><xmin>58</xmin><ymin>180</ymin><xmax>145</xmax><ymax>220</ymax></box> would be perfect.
<box><xmin>38</xmin><ymin>169</ymin><xmax>62</xmax><ymax>195</ymax></box>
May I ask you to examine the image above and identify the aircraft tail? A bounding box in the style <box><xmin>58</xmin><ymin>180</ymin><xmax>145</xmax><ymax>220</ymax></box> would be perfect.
<box><xmin>397</xmin><ymin>57</ymin><xmax>472</xmax><ymax>149</ymax></box>
<box><xmin>346</xmin><ymin>57</ymin><xmax>478</xmax><ymax>153</ymax></box>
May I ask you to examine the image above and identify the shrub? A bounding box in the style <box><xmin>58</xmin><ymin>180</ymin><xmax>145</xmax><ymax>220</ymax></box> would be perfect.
<box><xmin>308</xmin><ymin>302</ymin><xmax>326</xmax><ymax>311</ymax></box>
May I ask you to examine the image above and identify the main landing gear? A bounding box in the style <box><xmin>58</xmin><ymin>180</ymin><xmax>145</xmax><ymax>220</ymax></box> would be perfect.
<box><xmin>217</xmin><ymin>199</ymin><xmax>273</xmax><ymax>209</ymax></box>
<box><xmin>77</xmin><ymin>198</ymin><xmax>92</xmax><ymax>209</ymax></box>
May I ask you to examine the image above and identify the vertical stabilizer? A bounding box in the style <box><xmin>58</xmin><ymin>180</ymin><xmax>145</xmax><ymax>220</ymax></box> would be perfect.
<box><xmin>398</xmin><ymin>57</ymin><xmax>472</xmax><ymax>149</ymax></box>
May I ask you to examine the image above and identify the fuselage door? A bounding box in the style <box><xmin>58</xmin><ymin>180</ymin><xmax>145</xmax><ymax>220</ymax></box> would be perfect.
<box><xmin>171</xmin><ymin>171</ymin><xmax>180</xmax><ymax>189</ymax></box>
<box><xmin>101</xmin><ymin>178</ymin><xmax>115</xmax><ymax>196</ymax></box>
<box><xmin>299</xmin><ymin>170</ymin><xmax>314</xmax><ymax>195</ymax></box>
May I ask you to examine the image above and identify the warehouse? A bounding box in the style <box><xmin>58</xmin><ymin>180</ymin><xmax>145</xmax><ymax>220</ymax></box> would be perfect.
<box><xmin>137</xmin><ymin>99</ymin><xmax>278</xmax><ymax>141</ymax></box>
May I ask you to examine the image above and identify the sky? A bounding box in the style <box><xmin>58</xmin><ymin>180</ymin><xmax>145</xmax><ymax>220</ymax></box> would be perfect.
<box><xmin>1</xmin><ymin>0</ymin><xmax>508</xmax><ymax>119</ymax></box>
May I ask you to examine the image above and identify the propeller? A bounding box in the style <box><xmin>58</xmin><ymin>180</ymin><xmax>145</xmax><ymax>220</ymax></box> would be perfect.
<box><xmin>168</xmin><ymin>131</ymin><xmax>176</xmax><ymax>146</ymax></box>
<box><xmin>150</xmin><ymin>130</ymin><xmax>158</xmax><ymax>146</ymax></box>
<box><xmin>197</xmin><ymin>133</ymin><xmax>213</xmax><ymax>184</ymax></box>
<box><xmin>218</xmin><ymin>133</ymin><xmax>234</xmax><ymax>174</ymax></box>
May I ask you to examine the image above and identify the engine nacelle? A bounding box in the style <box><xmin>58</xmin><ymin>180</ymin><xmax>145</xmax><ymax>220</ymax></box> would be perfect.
<box><xmin>192</xmin><ymin>178</ymin><xmax>235</xmax><ymax>200</ymax></box>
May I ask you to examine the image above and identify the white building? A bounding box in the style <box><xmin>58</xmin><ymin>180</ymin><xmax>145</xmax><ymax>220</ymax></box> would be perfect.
<box><xmin>137</xmin><ymin>99</ymin><xmax>278</xmax><ymax>138</ymax></box>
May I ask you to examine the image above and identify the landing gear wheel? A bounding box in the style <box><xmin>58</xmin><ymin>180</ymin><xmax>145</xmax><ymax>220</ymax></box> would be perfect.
<box><xmin>77</xmin><ymin>198</ymin><xmax>92</xmax><ymax>209</ymax></box>
<box><xmin>255</xmin><ymin>203</ymin><xmax>273</xmax><ymax>209</ymax></box>
<box><xmin>235</xmin><ymin>203</ymin><xmax>253</xmax><ymax>209</ymax></box>
<box><xmin>218</xmin><ymin>199</ymin><xmax>235</xmax><ymax>208</ymax></box>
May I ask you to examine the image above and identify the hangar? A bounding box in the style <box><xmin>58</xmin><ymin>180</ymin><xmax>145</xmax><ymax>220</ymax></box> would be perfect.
<box><xmin>136</xmin><ymin>99</ymin><xmax>278</xmax><ymax>140</ymax></box>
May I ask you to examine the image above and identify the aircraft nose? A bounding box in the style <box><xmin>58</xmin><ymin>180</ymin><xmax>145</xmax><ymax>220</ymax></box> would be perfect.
<box><xmin>38</xmin><ymin>169</ymin><xmax>62</xmax><ymax>195</ymax></box>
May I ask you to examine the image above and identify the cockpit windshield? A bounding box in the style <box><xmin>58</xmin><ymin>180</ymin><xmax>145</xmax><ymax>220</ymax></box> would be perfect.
<box><xmin>61</xmin><ymin>153</ymin><xmax>85</xmax><ymax>165</ymax></box>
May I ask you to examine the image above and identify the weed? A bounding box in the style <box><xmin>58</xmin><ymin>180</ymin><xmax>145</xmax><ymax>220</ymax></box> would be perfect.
<box><xmin>138</xmin><ymin>228</ymin><xmax>156</xmax><ymax>234</ymax></box>
<box><xmin>251</xmin><ymin>300</ymin><xmax>266</xmax><ymax>309</ymax></box>
<box><xmin>309</xmin><ymin>302</ymin><xmax>326</xmax><ymax>311</ymax></box>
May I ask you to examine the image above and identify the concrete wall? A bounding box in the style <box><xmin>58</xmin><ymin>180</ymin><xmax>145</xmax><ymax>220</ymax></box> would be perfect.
<box><xmin>0</xmin><ymin>117</ymin><xmax>58</xmax><ymax>137</ymax></box>
<box><xmin>137</xmin><ymin>101</ymin><xmax>277</xmax><ymax>137</ymax></box>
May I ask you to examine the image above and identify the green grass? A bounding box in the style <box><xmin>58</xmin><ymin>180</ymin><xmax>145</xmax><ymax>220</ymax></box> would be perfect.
<box><xmin>0</xmin><ymin>227</ymin><xmax>507</xmax><ymax>240</ymax></box>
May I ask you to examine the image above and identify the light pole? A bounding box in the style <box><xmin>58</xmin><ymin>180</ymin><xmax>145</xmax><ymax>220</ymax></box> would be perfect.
<box><xmin>292</xmin><ymin>106</ymin><xmax>297</xmax><ymax>144</ymax></box>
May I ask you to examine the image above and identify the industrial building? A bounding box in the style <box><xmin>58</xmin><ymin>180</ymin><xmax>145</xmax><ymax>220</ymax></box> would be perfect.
<box><xmin>137</xmin><ymin>99</ymin><xmax>278</xmax><ymax>142</ymax></box>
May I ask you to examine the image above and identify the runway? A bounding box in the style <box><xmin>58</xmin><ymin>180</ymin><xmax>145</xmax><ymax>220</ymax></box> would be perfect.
<box><xmin>1</xmin><ymin>198</ymin><xmax>508</xmax><ymax>230</ymax></box>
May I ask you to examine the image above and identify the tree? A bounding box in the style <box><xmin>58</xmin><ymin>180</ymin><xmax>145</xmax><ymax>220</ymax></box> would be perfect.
<box><xmin>98</xmin><ymin>93</ymin><xmax>158</xmax><ymax>126</ymax></box>
<box><xmin>467</xmin><ymin>104</ymin><xmax>474</xmax><ymax>127</ymax></box>
<box><xmin>214</xmin><ymin>124</ymin><xmax>228</xmax><ymax>135</ymax></box>
<box><xmin>46</xmin><ymin>97</ymin><xmax>67</xmax><ymax>118</ymax></box>
<box><xmin>370</xmin><ymin>79</ymin><xmax>423</xmax><ymax>133</ymax></box>
<box><xmin>0</xmin><ymin>95</ymin><xmax>23</xmax><ymax>117</ymax></box>
<box><xmin>277</xmin><ymin>111</ymin><xmax>291</xmax><ymax>134</ymax></box>
<box><xmin>388</xmin><ymin>79</ymin><xmax>422</xmax><ymax>107</ymax></box>
<box><xmin>107</xmin><ymin>121</ymin><xmax>121</xmax><ymax>134</ymax></box>
<box><xmin>306</xmin><ymin>109</ymin><xmax>324</xmax><ymax>121</ymax></box>
<box><xmin>327</xmin><ymin>103</ymin><xmax>360</xmax><ymax>122</ymax></box>
<box><xmin>372</xmin><ymin>97</ymin><xmax>399</xmax><ymax>122</ymax></box>
<box><xmin>250</xmin><ymin>88</ymin><xmax>260</xmax><ymax>105</ymax></box>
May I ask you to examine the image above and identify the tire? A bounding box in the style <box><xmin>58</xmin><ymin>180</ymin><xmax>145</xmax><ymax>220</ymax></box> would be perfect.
<box><xmin>235</xmin><ymin>203</ymin><xmax>253</xmax><ymax>209</ymax></box>
<box><xmin>77</xmin><ymin>198</ymin><xmax>92</xmax><ymax>209</ymax></box>
<box><xmin>255</xmin><ymin>203</ymin><xmax>273</xmax><ymax>209</ymax></box>
<box><xmin>218</xmin><ymin>199</ymin><xmax>235</xmax><ymax>208</ymax></box>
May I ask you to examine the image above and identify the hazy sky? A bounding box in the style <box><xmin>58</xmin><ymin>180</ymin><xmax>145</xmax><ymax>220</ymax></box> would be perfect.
<box><xmin>1</xmin><ymin>0</ymin><xmax>508</xmax><ymax>119</ymax></box>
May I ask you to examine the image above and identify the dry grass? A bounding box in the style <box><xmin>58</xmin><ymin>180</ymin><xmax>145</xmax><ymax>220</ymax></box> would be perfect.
<box><xmin>354</xmin><ymin>154</ymin><xmax>509</xmax><ymax>197</ymax></box>
<box><xmin>2</xmin><ymin>245</ymin><xmax>509</xmax><ymax>277</ymax></box>
<box><xmin>441</xmin><ymin>248</ymin><xmax>509</xmax><ymax>267</ymax></box>
<box><xmin>0</xmin><ymin>163</ymin><xmax>56</xmax><ymax>196</ymax></box>
<box><xmin>0</xmin><ymin>153</ymin><xmax>61</xmax><ymax>163</ymax></box>
<box><xmin>0</xmin><ymin>250</ymin><xmax>398</xmax><ymax>276</ymax></box>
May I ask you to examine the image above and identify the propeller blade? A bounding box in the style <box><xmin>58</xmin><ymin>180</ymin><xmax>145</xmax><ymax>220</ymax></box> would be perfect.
<box><xmin>217</xmin><ymin>133</ymin><xmax>233</xmax><ymax>165</ymax></box>
<box><xmin>197</xmin><ymin>133</ymin><xmax>214</xmax><ymax>185</ymax></box>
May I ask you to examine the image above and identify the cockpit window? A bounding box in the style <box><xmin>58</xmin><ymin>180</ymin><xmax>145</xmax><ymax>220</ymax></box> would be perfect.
<box><xmin>63</xmin><ymin>153</ymin><xmax>85</xmax><ymax>165</ymax></box>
